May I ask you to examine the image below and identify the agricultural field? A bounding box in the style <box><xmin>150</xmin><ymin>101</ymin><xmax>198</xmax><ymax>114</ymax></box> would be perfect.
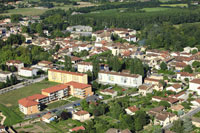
<box><xmin>160</xmin><ymin>3</ymin><xmax>188</xmax><ymax>7</ymax></box>
<box><xmin>141</xmin><ymin>7</ymin><xmax>171</xmax><ymax>12</ymax></box>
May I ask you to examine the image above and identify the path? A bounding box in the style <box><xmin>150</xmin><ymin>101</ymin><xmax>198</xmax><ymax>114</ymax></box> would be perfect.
<box><xmin>0</xmin><ymin>112</ymin><xmax>6</xmax><ymax>125</ymax></box>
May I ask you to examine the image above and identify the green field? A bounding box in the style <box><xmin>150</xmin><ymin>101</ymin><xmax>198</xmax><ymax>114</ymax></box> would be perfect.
<box><xmin>0</xmin><ymin>8</ymin><xmax>49</xmax><ymax>16</ymax></box>
<box><xmin>160</xmin><ymin>4</ymin><xmax>188</xmax><ymax>7</ymax></box>
<box><xmin>142</xmin><ymin>7</ymin><xmax>171</xmax><ymax>12</ymax></box>
<box><xmin>0</xmin><ymin>80</ymin><xmax>58</xmax><ymax>107</ymax></box>
<box><xmin>46</xmin><ymin>100</ymin><xmax>70</xmax><ymax>110</ymax></box>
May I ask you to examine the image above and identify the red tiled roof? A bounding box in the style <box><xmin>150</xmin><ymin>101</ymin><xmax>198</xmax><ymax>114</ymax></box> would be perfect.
<box><xmin>49</xmin><ymin>69</ymin><xmax>85</xmax><ymax>76</ymax></box>
<box><xmin>100</xmin><ymin>89</ymin><xmax>116</xmax><ymax>94</ymax></box>
<box><xmin>74</xmin><ymin>110</ymin><xmax>89</xmax><ymax>116</ymax></box>
<box><xmin>191</xmin><ymin>79</ymin><xmax>200</xmax><ymax>84</ymax></box>
<box><xmin>18</xmin><ymin>98</ymin><xmax>39</xmax><ymax>107</ymax></box>
<box><xmin>127</xmin><ymin>106</ymin><xmax>139</xmax><ymax>112</ymax></box>
<box><xmin>42</xmin><ymin>84</ymin><xmax>69</xmax><ymax>94</ymax></box>
<box><xmin>71</xmin><ymin>56</ymin><xmax>82</xmax><ymax>61</ymax></box>
<box><xmin>171</xmin><ymin>84</ymin><xmax>181</xmax><ymax>89</ymax></box>
<box><xmin>66</xmin><ymin>81</ymin><xmax>91</xmax><ymax>89</ymax></box>
<box><xmin>27</xmin><ymin>94</ymin><xmax>48</xmax><ymax>100</ymax></box>
<box><xmin>7</xmin><ymin>60</ymin><xmax>22</xmax><ymax>64</ymax></box>
<box><xmin>70</xmin><ymin>126</ymin><xmax>85</xmax><ymax>132</ymax></box>
<box><xmin>38</xmin><ymin>60</ymin><xmax>52</xmax><ymax>65</ymax></box>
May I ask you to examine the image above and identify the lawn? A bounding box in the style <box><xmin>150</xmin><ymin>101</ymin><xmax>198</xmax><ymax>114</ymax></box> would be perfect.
<box><xmin>0</xmin><ymin>8</ymin><xmax>49</xmax><ymax>16</ymax></box>
<box><xmin>160</xmin><ymin>4</ymin><xmax>188</xmax><ymax>7</ymax></box>
<box><xmin>46</xmin><ymin>100</ymin><xmax>70</xmax><ymax>110</ymax></box>
<box><xmin>141</xmin><ymin>7</ymin><xmax>171</xmax><ymax>12</ymax></box>
<box><xmin>0</xmin><ymin>80</ymin><xmax>58</xmax><ymax>107</ymax></box>
<box><xmin>0</xmin><ymin>104</ymin><xmax>23</xmax><ymax>126</ymax></box>
<box><xmin>194</xmin><ymin>111</ymin><xmax>200</xmax><ymax>118</ymax></box>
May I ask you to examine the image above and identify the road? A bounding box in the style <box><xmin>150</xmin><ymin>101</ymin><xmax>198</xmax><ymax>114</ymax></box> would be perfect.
<box><xmin>24</xmin><ymin>95</ymin><xmax>99</xmax><ymax>120</ymax></box>
<box><xmin>162</xmin><ymin>106</ymin><xmax>200</xmax><ymax>130</ymax></box>
<box><xmin>0</xmin><ymin>75</ymin><xmax>47</xmax><ymax>95</ymax></box>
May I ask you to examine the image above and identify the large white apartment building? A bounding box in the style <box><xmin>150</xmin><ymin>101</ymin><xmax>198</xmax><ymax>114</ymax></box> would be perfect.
<box><xmin>98</xmin><ymin>70</ymin><xmax>142</xmax><ymax>88</ymax></box>
<box><xmin>189</xmin><ymin>79</ymin><xmax>200</xmax><ymax>95</ymax></box>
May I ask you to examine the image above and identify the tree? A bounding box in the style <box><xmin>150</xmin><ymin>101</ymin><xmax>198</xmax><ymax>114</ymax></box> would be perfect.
<box><xmin>183</xmin><ymin>117</ymin><xmax>193</xmax><ymax>133</ymax></box>
<box><xmin>64</xmin><ymin>56</ymin><xmax>72</xmax><ymax>71</ymax></box>
<box><xmin>6</xmin><ymin>76</ymin><xmax>11</xmax><ymax>86</ymax></box>
<box><xmin>171</xmin><ymin>120</ymin><xmax>184</xmax><ymax>133</ymax></box>
<box><xmin>192</xmin><ymin>61</ymin><xmax>200</xmax><ymax>69</ymax></box>
<box><xmin>191</xmin><ymin>49</ymin><xmax>198</xmax><ymax>54</ymax></box>
<box><xmin>81</xmin><ymin>99</ymin><xmax>89</xmax><ymax>111</ymax></box>
<box><xmin>109</xmin><ymin>102</ymin><xmax>124</xmax><ymax>119</ymax></box>
<box><xmin>9</xmin><ymin>66</ymin><xmax>17</xmax><ymax>72</ymax></box>
<box><xmin>11</xmin><ymin>14</ymin><xmax>22</xmax><ymax>23</ymax></box>
<box><xmin>92</xmin><ymin>58</ymin><xmax>100</xmax><ymax>79</ymax></box>
<box><xmin>183</xmin><ymin>65</ymin><xmax>193</xmax><ymax>73</ymax></box>
<box><xmin>160</xmin><ymin>62</ymin><xmax>167</xmax><ymax>70</ymax></box>
<box><xmin>60</xmin><ymin>111</ymin><xmax>71</xmax><ymax>120</ymax></box>
<box><xmin>134</xmin><ymin>111</ymin><xmax>149</xmax><ymax>131</ymax></box>
<box><xmin>159</xmin><ymin>101</ymin><xmax>170</xmax><ymax>108</ymax></box>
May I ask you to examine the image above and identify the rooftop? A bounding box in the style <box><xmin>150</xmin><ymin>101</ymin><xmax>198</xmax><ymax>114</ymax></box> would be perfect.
<box><xmin>49</xmin><ymin>69</ymin><xmax>85</xmax><ymax>76</ymax></box>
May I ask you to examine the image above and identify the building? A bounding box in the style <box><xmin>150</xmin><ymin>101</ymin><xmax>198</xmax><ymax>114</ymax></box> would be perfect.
<box><xmin>166</xmin><ymin>84</ymin><xmax>182</xmax><ymax>93</ymax></box>
<box><xmin>125</xmin><ymin>106</ymin><xmax>139</xmax><ymax>115</ymax></box>
<box><xmin>18</xmin><ymin>67</ymin><xmax>38</xmax><ymax>77</ymax></box>
<box><xmin>18</xmin><ymin>94</ymin><xmax>49</xmax><ymax>115</ymax></box>
<box><xmin>154</xmin><ymin>112</ymin><xmax>177</xmax><ymax>126</ymax></box>
<box><xmin>189</xmin><ymin>79</ymin><xmax>200</xmax><ymax>95</ymax></box>
<box><xmin>77</xmin><ymin>62</ymin><xmax>93</xmax><ymax>73</ymax></box>
<box><xmin>0</xmin><ymin>71</ymin><xmax>12</xmax><ymax>82</ymax></box>
<box><xmin>106</xmin><ymin>128</ymin><xmax>131</xmax><ymax>133</ymax></box>
<box><xmin>72</xmin><ymin>110</ymin><xmax>91</xmax><ymax>122</ymax></box>
<box><xmin>67</xmin><ymin>81</ymin><xmax>94</xmax><ymax>99</ymax></box>
<box><xmin>48</xmin><ymin>69</ymin><xmax>88</xmax><ymax>84</ymax></box>
<box><xmin>38</xmin><ymin>60</ymin><xmax>53</xmax><ymax>67</ymax></box>
<box><xmin>6</xmin><ymin>60</ymin><xmax>24</xmax><ymax>69</ymax></box>
<box><xmin>0</xmin><ymin>125</ymin><xmax>6</xmax><ymax>132</ymax></box>
<box><xmin>42</xmin><ymin>84</ymin><xmax>69</xmax><ymax>101</ymax></box>
<box><xmin>100</xmin><ymin>89</ymin><xmax>117</xmax><ymax>98</ymax></box>
<box><xmin>98</xmin><ymin>70</ymin><xmax>142</xmax><ymax>88</ymax></box>
<box><xmin>138</xmin><ymin>84</ymin><xmax>153</xmax><ymax>96</ymax></box>
<box><xmin>69</xmin><ymin>126</ymin><xmax>85</xmax><ymax>132</ymax></box>
<box><xmin>192</xmin><ymin>117</ymin><xmax>200</xmax><ymax>127</ymax></box>
<box><xmin>42</xmin><ymin>113</ymin><xmax>57</xmax><ymax>123</ymax></box>
<box><xmin>152</xmin><ymin>96</ymin><xmax>179</xmax><ymax>105</ymax></box>
<box><xmin>191</xmin><ymin>99</ymin><xmax>200</xmax><ymax>108</ymax></box>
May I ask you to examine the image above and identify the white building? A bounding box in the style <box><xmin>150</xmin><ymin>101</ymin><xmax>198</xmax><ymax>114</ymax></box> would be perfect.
<box><xmin>42</xmin><ymin>113</ymin><xmax>57</xmax><ymax>123</ymax></box>
<box><xmin>189</xmin><ymin>79</ymin><xmax>200</xmax><ymax>95</ymax></box>
<box><xmin>77</xmin><ymin>62</ymin><xmax>93</xmax><ymax>73</ymax></box>
<box><xmin>0</xmin><ymin>71</ymin><xmax>12</xmax><ymax>82</ymax></box>
<box><xmin>191</xmin><ymin>99</ymin><xmax>200</xmax><ymax>108</ymax></box>
<box><xmin>18</xmin><ymin>67</ymin><xmax>38</xmax><ymax>77</ymax></box>
<box><xmin>72</xmin><ymin>110</ymin><xmax>91</xmax><ymax>122</ymax></box>
<box><xmin>6</xmin><ymin>60</ymin><xmax>24</xmax><ymax>70</ymax></box>
<box><xmin>98</xmin><ymin>70</ymin><xmax>142</xmax><ymax>88</ymax></box>
<box><xmin>125</xmin><ymin>106</ymin><xmax>139</xmax><ymax>115</ymax></box>
<box><xmin>166</xmin><ymin>84</ymin><xmax>182</xmax><ymax>93</ymax></box>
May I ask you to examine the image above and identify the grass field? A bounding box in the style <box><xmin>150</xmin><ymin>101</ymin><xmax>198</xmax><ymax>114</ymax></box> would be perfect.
<box><xmin>46</xmin><ymin>100</ymin><xmax>70</xmax><ymax>110</ymax></box>
<box><xmin>142</xmin><ymin>7</ymin><xmax>171</xmax><ymax>12</ymax></box>
<box><xmin>0</xmin><ymin>80</ymin><xmax>58</xmax><ymax>107</ymax></box>
<box><xmin>160</xmin><ymin>4</ymin><xmax>188</xmax><ymax>7</ymax></box>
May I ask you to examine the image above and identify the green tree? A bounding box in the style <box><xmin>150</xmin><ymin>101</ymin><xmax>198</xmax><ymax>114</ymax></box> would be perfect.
<box><xmin>183</xmin><ymin>117</ymin><xmax>193</xmax><ymax>133</ymax></box>
<box><xmin>171</xmin><ymin>120</ymin><xmax>184</xmax><ymax>133</ymax></box>
<box><xmin>160</xmin><ymin>62</ymin><xmax>167</xmax><ymax>70</ymax></box>
<box><xmin>64</xmin><ymin>56</ymin><xmax>72</xmax><ymax>71</ymax></box>
<box><xmin>81</xmin><ymin>99</ymin><xmax>89</xmax><ymax>111</ymax></box>
<box><xmin>183</xmin><ymin>65</ymin><xmax>193</xmax><ymax>73</ymax></box>
<box><xmin>134</xmin><ymin>111</ymin><xmax>149</xmax><ymax>131</ymax></box>
<box><xmin>159</xmin><ymin>101</ymin><xmax>170</xmax><ymax>108</ymax></box>
<box><xmin>11</xmin><ymin>14</ymin><xmax>22</xmax><ymax>23</ymax></box>
<box><xmin>109</xmin><ymin>102</ymin><xmax>124</xmax><ymax>119</ymax></box>
<box><xmin>92</xmin><ymin>58</ymin><xmax>100</xmax><ymax>79</ymax></box>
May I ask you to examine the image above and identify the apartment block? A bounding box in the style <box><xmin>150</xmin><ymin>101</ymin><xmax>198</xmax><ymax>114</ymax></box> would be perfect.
<box><xmin>48</xmin><ymin>69</ymin><xmax>88</xmax><ymax>84</ymax></box>
<box><xmin>98</xmin><ymin>70</ymin><xmax>142</xmax><ymax>87</ymax></box>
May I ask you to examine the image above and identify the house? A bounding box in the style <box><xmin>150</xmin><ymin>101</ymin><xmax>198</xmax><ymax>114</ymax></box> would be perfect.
<box><xmin>191</xmin><ymin>99</ymin><xmax>200</xmax><ymax>108</ymax></box>
<box><xmin>154</xmin><ymin>112</ymin><xmax>177</xmax><ymax>126</ymax></box>
<box><xmin>189</xmin><ymin>79</ymin><xmax>200</xmax><ymax>95</ymax></box>
<box><xmin>138</xmin><ymin>84</ymin><xmax>153</xmax><ymax>96</ymax></box>
<box><xmin>144</xmin><ymin>78</ymin><xmax>160</xmax><ymax>85</ymax></box>
<box><xmin>170</xmin><ymin>104</ymin><xmax>184</xmax><ymax>112</ymax></box>
<box><xmin>67</xmin><ymin>25</ymin><xmax>92</xmax><ymax>32</ymax></box>
<box><xmin>125</xmin><ymin>106</ymin><xmax>139</xmax><ymax>115</ymax></box>
<box><xmin>166</xmin><ymin>84</ymin><xmax>182</xmax><ymax>93</ymax></box>
<box><xmin>48</xmin><ymin>69</ymin><xmax>88</xmax><ymax>84</ymax></box>
<box><xmin>42</xmin><ymin>113</ymin><xmax>57</xmax><ymax>123</ymax></box>
<box><xmin>176</xmin><ymin>72</ymin><xmax>195</xmax><ymax>81</ymax></box>
<box><xmin>18</xmin><ymin>94</ymin><xmax>49</xmax><ymax>115</ymax></box>
<box><xmin>6</xmin><ymin>60</ymin><xmax>24</xmax><ymax>69</ymax></box>
<box><xmin>152</xmin><ymin>96</ymin><xmax>179</xmax><ymax>105</ymax></box>
<box><xmin>0</xmin><ymin>125</ymin><xmax>6</xmax><ymax>132</ymax></box>
<box><xmin>42</xmin><ymin>84</ymin><xmax>70</xmax><ymax>101</ymax></box>
<box><xmin>69</xmin><ymin>126</ymin><xmax>85</xmax><ymax>132</ymax></box>
<box><xmin>0</xmin><ymin>71</ymin><xmax>12</xmax><ymax>82</ymax></box>
<box><xmin>66</xmin><ymin>81</ymin><xmax>94</xmax><ymax>99</ymax></box>
<box><xmin>100</xmin><ymin>89</ymin><xmax>117</xmax><ymax>98</ymax></box>
<box><xmin>72</xmin><ymin>110</ymin><xmax>91</xmax><ymax>122</ymax></box>
<box><xmin>148</xmin><ymin>106</ymin><xmax>165</xmax><ymax>116</ymax></box>
<box><xmin>106</xmin><ymin>128</ymin><xmax>131</xmax><ymax>133</ymax></box>
<box><xmin>18</xmin><ymin>67</ymin><xmax>38</xmax><ymax>77</ymax></box>
<box><xmin>92</xmin><ymin>30</ymin><xmax>112</xmax><ymax>42</ymax></box>
<box><xmin>71</xmin><ymin>56</ymin><xmax>82</xmax><ymax>64</ymax></box>
<box><xmin>183</xmin><ymin>46</ymin><xmax>198</xmax><ymax>53</ymax></box>
<box><xmin>98</xmin><ymin>70</ymin><xmax>142</xmax><ymax>88</ymax></box>
<box><xmin>38</xmin><ymin>60</ymin><xmax>53</xmax><ymax>67</ymax></box>
<box><xmin>77</xmin><ymin>62</ymin><xmax>93</xmax><ymax>72</ymax></box>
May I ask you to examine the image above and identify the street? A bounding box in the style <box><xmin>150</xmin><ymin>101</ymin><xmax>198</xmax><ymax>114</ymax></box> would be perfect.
<box><xmin>162</xmin><ymin>106</ymin><xmax>200</xmax><ymax>130</ymax></box>
<box><xmin>0</xmin><ymin>75</ymin><xmax>47</xmax><ymax>95</ymax></box>
<box><xmin>24</xmin><ymin>95</ymin><xmax>99</xmax><ymax>120</ymax></box>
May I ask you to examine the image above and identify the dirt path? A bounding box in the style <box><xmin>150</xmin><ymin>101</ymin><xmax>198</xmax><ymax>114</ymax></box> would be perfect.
<box><xmin>0</xmin><ymin>112</ymin><xmax>6</xmax><ymax>125</ymax></box>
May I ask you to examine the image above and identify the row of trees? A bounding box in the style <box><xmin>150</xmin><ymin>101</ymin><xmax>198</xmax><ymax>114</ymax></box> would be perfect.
<box><xmin>0</xmin><ymin>75</ymin><xmax>18</xmax><ymax>89</ymax></box>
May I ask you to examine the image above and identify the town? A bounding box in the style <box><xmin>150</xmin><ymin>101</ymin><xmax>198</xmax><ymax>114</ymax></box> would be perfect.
<box><xmin>1</xmin><ymin>0</ymin><xmax>200</xmax><ymax>133</ymax></box>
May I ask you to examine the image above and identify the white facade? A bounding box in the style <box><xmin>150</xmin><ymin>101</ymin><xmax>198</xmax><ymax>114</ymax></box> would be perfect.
<box><xmin>77</xmin><ymin>63</ymin><xmax>93</xmax><ymax>73</ymax></box>
<box><xmin>18</xmin><ymin>68</ymin><xmax>38</xmax><ymax>77</ymax></box>
<box><xmin>98</xmin><ymin>71</ymin><xmax>142</xmax><ymax>88</ymax></box>
<box><xmin>72</xmin><ymin>113</ymin><xmax>90</xmax><ymax>122</ymax></box>
<box><xmin>189</xmin><ymin>80</ymin><xmax>200</xmax><ymax>95</ymax></box>
<box><xmin>0</xmin><ymin>71</ymin><xmax>12</xmax><ymax>82</ymax></box>
<box><xmin>166</xmin><ymin>86</ymin><xmax>182</xmax><ymax>93</ymax></box>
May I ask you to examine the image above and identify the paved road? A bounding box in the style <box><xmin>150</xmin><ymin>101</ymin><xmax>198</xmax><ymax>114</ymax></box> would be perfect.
<box><xmin>0</xmin><ymin>75</ymin><xmax>47</xmax><ymax>95</ymax></box>
<box><xmin>162</xmin><ymin>106</ymin><xmax>200</xmax><ymax>130</ymax></box>
<box><xmin>24</xmin><ymin>95</ymin><xmax>99</xmax><ymax>120</ymax></box>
